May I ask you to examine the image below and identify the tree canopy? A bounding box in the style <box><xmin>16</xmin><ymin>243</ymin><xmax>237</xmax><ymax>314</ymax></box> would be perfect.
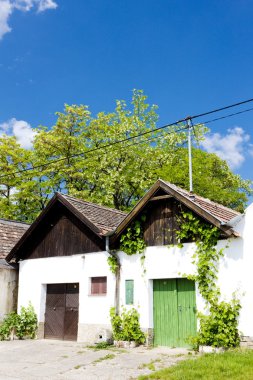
<box><xmin>0</xmin><ymin>90</ymin><xmax>251</xmax><ymax>222</ymax></box>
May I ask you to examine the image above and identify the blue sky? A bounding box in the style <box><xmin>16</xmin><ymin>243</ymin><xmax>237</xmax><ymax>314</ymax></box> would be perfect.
<box><xmin>0</xmin><ymin>0</ymin><xmax>253</xmax><ymax>183</ymax></box>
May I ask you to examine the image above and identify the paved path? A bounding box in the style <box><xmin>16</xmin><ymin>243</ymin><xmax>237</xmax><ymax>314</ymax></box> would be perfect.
<box><xmin>0</xmin><ymin>340</ymin><xmax>191</xmax><ymax>379</ymax></box>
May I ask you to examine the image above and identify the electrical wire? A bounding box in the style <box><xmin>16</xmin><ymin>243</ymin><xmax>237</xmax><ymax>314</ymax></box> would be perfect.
<box><xmin>200</xmin><ymin>106</ymin><xmax>253</xmax><ymax>125</ymax></box>
<box><xmin>0</xmin><ymin>124</ymin><xmax>188</xmax><ymax>180</ymax></box>
<box><xmin>190</xmin><ymin>98</ymin><xmax>253</xmax><ymax>120</ymax></box>
<box><xmin>0</xmin><ymin>97</ymin><xmax>253</xmax><ymax>181</ymax></box>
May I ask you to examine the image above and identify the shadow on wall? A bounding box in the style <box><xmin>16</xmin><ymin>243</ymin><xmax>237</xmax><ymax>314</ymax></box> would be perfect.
<box><xmin>0</xmin><ymin>266</ymin><xmax>18</xmax><ymax>321</ymax></box>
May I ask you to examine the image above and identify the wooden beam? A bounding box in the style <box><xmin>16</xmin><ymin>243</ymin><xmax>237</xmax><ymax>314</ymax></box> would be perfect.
<box><xmin>149</xmin><ymin>195</ymin><xmax>173</xmax><ymax>202</ymax></box>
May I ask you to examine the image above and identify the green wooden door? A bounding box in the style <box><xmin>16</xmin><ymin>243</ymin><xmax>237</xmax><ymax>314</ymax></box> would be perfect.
<box><xmin>153</xmin><ymin>278</ymin><xmax>197</xmax><ymax>347</ymax></box>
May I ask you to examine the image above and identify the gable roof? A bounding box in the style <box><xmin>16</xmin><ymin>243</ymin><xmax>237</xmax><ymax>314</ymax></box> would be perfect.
<box><xmin>6</xmin><ymin>193</ymin><xmax>127</xmax><ymax>262</ymax></box>
<box><xmin>164</xmin><ymin>182</ymin><xmax>240</xmax><ymax>223</ymax></box>
<box><xmin>113</xmin><ymin>179</ymin><xmax>241</xmax><ymax>239</ymax></box>
<box><xmin>6</xmin><ymin>180</ymin><xmax>241</xmax><ymax>262</ymax></box>
<box><xmin>59</xmin><ymin>194</ymin><xmax>127</xmax><ymax>235</ymax></box>
<box><xmin>0</xmin><ymin>219</ymin><xmax>29</xmax><ymax>259</ymax></box>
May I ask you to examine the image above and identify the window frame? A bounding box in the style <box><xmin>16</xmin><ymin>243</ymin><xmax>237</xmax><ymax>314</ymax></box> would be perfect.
<box><xmin>90</xmin><ymin>276</ymin><xmax>107</xmax><ymax>296</ymax></box>
<box><xmin>125</xmin><ymin>279</ymin><xmax>134</xmax><ymax>305</ymax></box>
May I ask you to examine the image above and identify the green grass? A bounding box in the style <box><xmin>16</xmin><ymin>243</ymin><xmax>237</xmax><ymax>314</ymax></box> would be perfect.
<box><xmin>86</xmin><ymin>344</ymin><xmax>127</xmax><ymax>353</ymax></box>
<box><xmin>86</xmin><ymin>342</ymin><xmax>113</xmax><ymax>350</ymax></box>
<box><xmin>138</xmin><ymin>349</ymin><xmax>253</xmax><ymax>380</ymax></box>
<box><xmin>93</xmin><ymin>353</ymin><xmax>116</xmax><ymax>364</ymax></box>
<box><xmin>139</xmin><ymin>359</ymin><xmax>162</xmax><ymax>371</ymax></box>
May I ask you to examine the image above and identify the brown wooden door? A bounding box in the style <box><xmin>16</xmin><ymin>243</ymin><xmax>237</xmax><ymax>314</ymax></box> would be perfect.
<box><xmin>64</xmin><ymin>283</ymin><xmax>79</xmax><ymax>340</ymax></box>
<box><xmin>44</xmin><ymin>283</ymin><xmax>79</xmax><ymax>341</ymax></box>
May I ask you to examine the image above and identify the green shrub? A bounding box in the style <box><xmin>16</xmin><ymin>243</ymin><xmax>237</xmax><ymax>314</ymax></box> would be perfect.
<box><xmin>0</xmin><ymin>302</ymin><xmax>37</xmax><ymax>341</ymax></box>
<box><xmin>16</xmin><ymin>303</ymin><xmax>38</xmax><ymax>339</ymax></box>
<box><xmin>195</xmin><ymin>300</ymin><xmax>241</xmax><ymax>348</ymax></box>
<box><xmin>110</xmin><ymin>306</ymin><xmax>145</xmax><ymax>344</ymax></box>
<box><xmin>0</xmin><ymin>312</ymin><xmax>19</xmax><ymax>341</ymax></box>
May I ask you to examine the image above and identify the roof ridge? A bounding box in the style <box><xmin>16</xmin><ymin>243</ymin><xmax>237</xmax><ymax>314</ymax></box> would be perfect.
<box><xmin>161</xmin><ymin>180</ymin><xmax>241</xmax><ymax>215</ymax></box>
<box><xmin>58</xmin><ymin>193</ymin><xmax>127</xmax><ymax>215</ymax></box>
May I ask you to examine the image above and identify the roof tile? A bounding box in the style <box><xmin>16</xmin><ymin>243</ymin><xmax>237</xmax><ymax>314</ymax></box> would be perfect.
<box><xmin>0</xmin><ymin>219</ymin><xmax>29</xmax><ymax>259</ymax></box>
<box><xmin>60</xmin><ymin>194</ymin><xmax>127</xmax><ymax>234</ymax></box>
<box><xmin>162</xmin><ymin>181</ymin><xmax>240</xmax><ymax>222</ymax></box>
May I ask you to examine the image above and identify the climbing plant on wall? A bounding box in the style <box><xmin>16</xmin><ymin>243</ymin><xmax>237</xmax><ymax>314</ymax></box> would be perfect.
<box><xmin>107</xmin><ymin>215</ymin><xmax>147</xmax><ymax>275</ymax></box>
<box><xmin>120</xmin><ymin>217</ymin><xmax>146</xmax><ymax>256</ymax></box>
<box><xmin>119</xmin><ymin>216</ymin><xmax>147</xmax><ymax>272</ymax></box>
<box><xmin>177</xmin><ymin>211</ymin><xmax>241</xmax><ymax>349</ymax></box>
<box><xmin>107</xmin><ymin>254</ymin><xmax>119</xmax><ymax>274</ymax></box>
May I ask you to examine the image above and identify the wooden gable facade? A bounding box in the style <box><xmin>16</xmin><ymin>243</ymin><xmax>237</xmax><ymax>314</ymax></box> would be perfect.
<box><xmin>7</xmin><ymin>179</ymin><xmax>240</xmax><ymax>263</ymax></box>
<box><xmin>7</xmin><ymin>196</ymin><xmax>111</xmax><ymax>262</ymax></box>
<box><xmin>112</xmin><ymin>180</ymin><xmax>240</xmax><ymax>248</ymax></box>
<box><xmin>143</xmin><ymin>195</ymin><xmax>180</xmax><ymax>246</ymax></box>
<box><xmin>26</xmin><ymin>205</ymin><xmax>104</xmax><ymax>260</ymax></box>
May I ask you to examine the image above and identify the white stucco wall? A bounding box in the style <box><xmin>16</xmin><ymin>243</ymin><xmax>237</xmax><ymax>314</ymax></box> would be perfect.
<box><xmin>117</xmin><ymin>203</ymin><xmax>253</xmax><ymax>338</ymax></box>
<box><xmin>17</xmin><ymin>202</ymin><xmax>253</xmax><ymax>341</ymax></box>
<box><xmin>18</xmin><ymin>252</ymin><xmax>116</xmax><ymax>332</ymax></box>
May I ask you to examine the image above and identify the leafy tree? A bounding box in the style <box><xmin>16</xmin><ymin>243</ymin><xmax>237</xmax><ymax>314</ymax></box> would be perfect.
<box><xmin>32</xmin><ymin>90</ymin><xmax>191</xmax><ymax>210</ymax></box>
<box><xmin>0</xmin><ymin>90</ymin><xmax>251</xmax><ymax>222</ymax></box>
<box><xmin>0</xmin><ymin>135</ymin><xmax>32</xmax><ymax>220</ymax></box>
<box><xmin>158</xmin><ymin>147</ymin><xmax>252</xmax><ymax>212</ymax></box>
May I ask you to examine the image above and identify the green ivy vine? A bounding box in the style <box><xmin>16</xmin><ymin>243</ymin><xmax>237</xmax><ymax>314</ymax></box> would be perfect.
<box><xmin>107</xmin><ymin>255</ymin><xmax>119</xmax><ymax>275</ymax></box>
<box><xmin>177</xmin><ymin>211</ymin><xmax>241</xmax><ymax>349</ymax></box>
<box><xmin>120</xmin><ymin>217</ymin><xmax>146</xmax><ymax>256</ymax></box>
<box><xmin>120</xmin><ymin>216</ymin><xmax>146</xmax><ymax>273</ymax></box>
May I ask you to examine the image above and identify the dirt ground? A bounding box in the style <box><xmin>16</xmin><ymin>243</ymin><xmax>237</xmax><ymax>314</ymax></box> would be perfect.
<box><xmin>0</xmin><ymin>339</ymin><xmax>191</xmax><ymax>379</ymax></box>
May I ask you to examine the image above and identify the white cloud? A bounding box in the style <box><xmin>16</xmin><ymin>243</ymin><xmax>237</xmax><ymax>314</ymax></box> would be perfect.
<box><xmin>200</xmin><ymin>127</ymin><xmax>250</xmax><ymax>170</ymax></box>
<box><xmin>0</xmin><ymin>118</ymin><xmax>36</xmax><ymax>149</ymax></box>
<box><xmin>0</xmin><ymin>1</ymin><xmax>12</xmax><ymax>39</ymax></box>
<box><xmin>37</xmin><ymin>0</ymin><xmax>57</xmax><ymax>12</ymax></box>
<box><xmin>13</xmin><ymin>0</ymin><xmax>34</xmax><ymax>11</ymax></box>
<box><xmin>14</xmin><ymin>0</ymin><xmax>57</xmax><ymax>12</ymax></box>
<box><xmin>0</xmin><ymin>0</ymin><xmax>58</xmax><ymax>40</ymax></box>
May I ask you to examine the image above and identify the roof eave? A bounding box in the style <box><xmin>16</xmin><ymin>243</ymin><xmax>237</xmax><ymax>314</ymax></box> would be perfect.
<box><xmin>113</xmin><ymin>179</ymin><xmax>239</xmax><ymax>241</ymax></box>
<box><xmin>6</xmin><ymin>194</ymin><xmax>59</xmax><ymax>262</ymax></box>
<box><xmin>57</xmin><ymin>193</ymin><xmax>102</xmax><ymax>236</ymax></box>
<box><xmin>112</xmin><ymin>181</ymin><xmax>162</xmax><ymax>241</ymax></box>
<box><xmin>158</xmin><ymin>180</ymin><xmax>239</xmax><ymax>237</ymax></box>
<box><xmin>6</xmin><ymin>193</ymin><xmax>104</xmax><ymax>263</ymax></box>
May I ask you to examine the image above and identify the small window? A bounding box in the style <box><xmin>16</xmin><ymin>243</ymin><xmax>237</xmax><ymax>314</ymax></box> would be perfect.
<box><xmin>90</xmin><ymin>277</ymin><xmax>107</xmax><ymax>295</ymax></box>
<box><xmin>125</xmin><ymin>280</ymin><xmax>134</xmax><ymax>305</ymax></box>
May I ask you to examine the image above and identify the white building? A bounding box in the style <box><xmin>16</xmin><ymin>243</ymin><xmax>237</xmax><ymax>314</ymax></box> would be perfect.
<box><xmin>0</xmin><ymin>218</ymin><xmax>29</xmax><ymax>321</ymax></box>
<box><xmin>6</xmin><ymin>180</ymin><xmax>252</xmax><ymax>346</ymax></box>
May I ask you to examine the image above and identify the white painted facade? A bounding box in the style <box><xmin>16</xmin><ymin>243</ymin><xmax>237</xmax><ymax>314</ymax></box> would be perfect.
<box><xmin>117</xmin><ymin>203</ymin><xmax>253</xmax><ymax>339</ymax></box>
<box><xmin>18</xmin><ymin>251</ymin><xmax>115</xmax><ymax>341</ymax></box>
<box><xmin>17</xmin><ymin>203</ymin><xmax>253</xmax><ymax>342</ymax></box>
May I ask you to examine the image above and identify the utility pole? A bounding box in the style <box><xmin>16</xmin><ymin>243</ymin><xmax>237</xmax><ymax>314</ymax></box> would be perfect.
<box><xmin>186</xmin><ymin>117</ymin><xmax>193</xmax><ymax>193</ymax></box>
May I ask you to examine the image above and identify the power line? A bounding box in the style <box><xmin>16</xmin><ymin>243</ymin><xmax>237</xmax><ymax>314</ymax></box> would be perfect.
<box><xmin>0</xmin><ymin>125</ymin><xmax>189</xmax><ymax>181</ymax></box>
<box><xmin>201</xmin><ymin>106</ymin><xmax>253</xmax><ymax>125</ymax></box>
<box><xmin>0</xmin><ymin>97</ymin><xmax>253</xmax><ymax>181</ymax></box>
<box><xmin>190</xmin><ymin>98</ymin><xmax>253</xmax><ymax>120</ymax></box>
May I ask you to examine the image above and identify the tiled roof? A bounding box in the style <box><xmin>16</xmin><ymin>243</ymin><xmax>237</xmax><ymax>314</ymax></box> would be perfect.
<box><xmin>60</xmin><ymin>194</ymin><xmax>127</xmax><ymax>235</ymax></box>
<box><xmin>162</xmin><ymin>181</ymin><xmax>240</xmax><ymax>222</ymax></box>
<box><xmin>0</xmin><ymin>219</ymin><xmax>29</xmax><ymax>259</ymax></box>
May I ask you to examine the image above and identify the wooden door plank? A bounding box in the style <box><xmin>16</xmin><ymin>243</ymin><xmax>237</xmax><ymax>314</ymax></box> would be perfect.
<box><xmin>177</xmin><ymin>278</ymin><xmax>197</xmax><ymax>347</ymax></box>
<box><xmin>153</xmin><ymin>279</ymin><xmax>178</xmax><ymax>347</ymax></box>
